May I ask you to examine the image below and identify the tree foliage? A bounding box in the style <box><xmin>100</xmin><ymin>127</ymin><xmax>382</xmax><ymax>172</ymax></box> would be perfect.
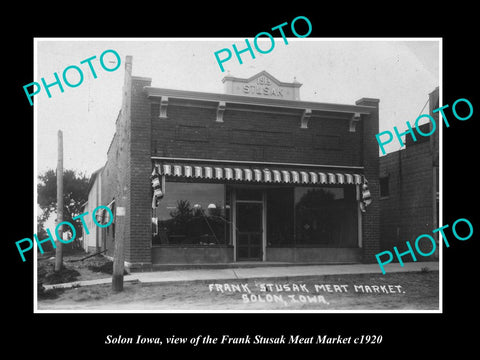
<box><xmin>37</xmin><ymin>169</ymin><xmax>90</xmax><ymax>238</ymax></box>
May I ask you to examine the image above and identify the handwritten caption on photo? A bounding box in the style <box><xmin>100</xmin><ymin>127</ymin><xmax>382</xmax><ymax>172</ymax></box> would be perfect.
<box><xmin>208</xmin><ymin>281</ymin><xmax>404</xmax><ymax>306</ymax></box>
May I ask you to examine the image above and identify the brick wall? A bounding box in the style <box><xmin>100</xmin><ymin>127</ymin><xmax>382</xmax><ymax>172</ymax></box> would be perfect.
<box><xmin>379</xmin><ymin>141</ymin><xmax>436</xmax><ymax>257</ymax></box>
<box><xmin>356</xmin><ymin>98</ymin><xmax>381</xmax><ymax>263</ymax></box>
<box><xmin>151</xmin><ymin>104</ymin><xmax>363</xmax><ymax>166</ymax></box>
<box><xmin>128</xmin><ymin>76</ymin><xmax>153</xmax><ymax>266</ymax></box>
<box><xmin>100</xmin><ymin>76</ymin><xmax>154</xmax><ymax>267</ymax></box>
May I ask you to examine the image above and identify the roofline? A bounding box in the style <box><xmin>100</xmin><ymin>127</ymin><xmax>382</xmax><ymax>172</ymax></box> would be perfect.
<box><xmin>143</xmin><ymin>86</ymin><xmax>376</xmax><ymax>115</ymax></box>
<box><xmin>87</xmin><ymin>166</ymin><xmax>104</xmax><ymax>194</ymax></box>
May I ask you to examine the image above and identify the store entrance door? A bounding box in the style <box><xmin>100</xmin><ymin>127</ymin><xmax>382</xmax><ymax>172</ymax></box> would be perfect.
<box><xmin>236</xmin><ymin>202</ymin><xmax>263</xmax><ymax>261</ymax></box>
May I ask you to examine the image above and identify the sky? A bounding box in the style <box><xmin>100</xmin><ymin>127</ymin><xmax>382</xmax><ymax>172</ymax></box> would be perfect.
<box><xmin>35</xmin><ymin>38</ymin><xmax>440</xmax><ymax>179</ymax></box>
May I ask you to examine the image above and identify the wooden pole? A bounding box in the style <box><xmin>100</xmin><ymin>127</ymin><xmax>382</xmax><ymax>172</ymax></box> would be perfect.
<box><xmin>112</xmin><ymin>55</ymin><xmax>132</xmax><ymax>292</ymax></box>
<box><xmin>111</xmin><ymin>177</ymin><xmax>125</xmax><ymax>291</ymax></box>
<box><xmin>55</xmin><ymin>130</ymin><xmax>63</xmax><ymax>272</ymax></box>
<box><xmin>111</xmin><ymin>218</ymin><xmax>124</xmax><ymax>291</ymax></box>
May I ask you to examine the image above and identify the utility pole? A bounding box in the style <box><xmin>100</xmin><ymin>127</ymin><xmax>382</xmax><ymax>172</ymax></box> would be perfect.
<box><xmin>111</xmin><ymin>178</ymin><xmax>125</xmax><ymax>291</ymax></box>
<box><xmin>55</xmin><ymin>130</ymin><xmax>63</xmax><ymax>272</ymax></box>
<box><xmin>112</xmin><ymin>55</ymin><xmax>131</xmax><ymax>292</ymax></box>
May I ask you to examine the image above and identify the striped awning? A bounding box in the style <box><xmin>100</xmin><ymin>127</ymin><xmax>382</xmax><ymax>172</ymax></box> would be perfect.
<box><xmin>155</xmin><ymin>163</ymin><xmax>364</xmax><ymax>186</ymax></box>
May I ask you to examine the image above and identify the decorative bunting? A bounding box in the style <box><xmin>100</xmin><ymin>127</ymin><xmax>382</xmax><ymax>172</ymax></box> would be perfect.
<box><xmin>360</xmin><ymin>178</ymin><xmax>372</xmax><ymax>213</ymax></box>
<box><xmin>151</xmin><ymin>166</ymin><xmax>164</xmax><ymax>209</ymax></box>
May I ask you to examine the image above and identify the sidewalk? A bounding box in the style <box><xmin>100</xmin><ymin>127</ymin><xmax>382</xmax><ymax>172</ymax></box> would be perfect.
<box><xmin>42</xmin><ymin>261</ymin><xmax>439</xmax><ymax>290</ymax></box>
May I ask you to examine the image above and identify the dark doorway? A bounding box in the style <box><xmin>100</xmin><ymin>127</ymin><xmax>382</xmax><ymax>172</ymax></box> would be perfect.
<box><xmin>236</xmin><ymin>202</ymin><xmax>263</xmax><ymax>261</ymax></box>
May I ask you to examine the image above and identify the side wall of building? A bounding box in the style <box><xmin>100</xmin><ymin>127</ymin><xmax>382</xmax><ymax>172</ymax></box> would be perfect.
<box><xmin>100</xmin><ymin>63</ymin><xmax>153</xmax><ymax>269</ymax></box>
<box><xmin>101</xmin><ymin>129</ymin><xmax>122</xmax><ymax>258</ymax></box>
<box><xmin>128</xmin><ymin>76</ymin><xmax>153</xmax><ymax>267</ymax></box>
<box><xmin>379</xmin><ymin>141</ymin><xmax>436</xmax><ymax>256</ymax></box>
<box><xmin>83</xmin><ymin>170</ymin><xmax>102</xmax><ymax>252</ymax></box>
<box><xmin>379</xmin><ymin>88</ymin><xmax>439</xmax><ymax>260</ymax></box>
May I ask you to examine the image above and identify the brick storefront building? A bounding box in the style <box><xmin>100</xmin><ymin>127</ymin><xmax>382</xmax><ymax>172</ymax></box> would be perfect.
<box><xmin>87</xmin><ymin>56</ymin><xmax>381</xmax><ymax>271</ymax></box>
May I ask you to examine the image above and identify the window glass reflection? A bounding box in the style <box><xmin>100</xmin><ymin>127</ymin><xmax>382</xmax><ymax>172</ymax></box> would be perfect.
<box><xmin>152</xmin><ymin>182</ymin><xmax>229</xmax><ymax>245</ymax></box>
<box><xmin>294</xmin><ymin>187</ymin><xmax>357</xmax><ymax>247</ymax></box>
<box><xmin>266</xmin><ymin>186</ymin><xmax>357</xmax><ymax>247</ymax></box>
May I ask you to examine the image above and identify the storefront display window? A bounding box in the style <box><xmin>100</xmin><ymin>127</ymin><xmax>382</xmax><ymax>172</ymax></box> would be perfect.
<box><xmin>152</xmin><ymin>181</ymin><xmax>229</xmax><ymax>245</ymax></box>
<box><xmin>266</xmin><ymin>185</ymin><xmax>358</xmax><ymax>247</ymax></box>
<box><xmin>153</xmin><ymin>181</ymin><xmax>358</xmax><ymax>248</ymax></box>
<box><xmin>294</xmin><ymin>187</ymin><xmax>358</xmax><ymax>247</ymax></box>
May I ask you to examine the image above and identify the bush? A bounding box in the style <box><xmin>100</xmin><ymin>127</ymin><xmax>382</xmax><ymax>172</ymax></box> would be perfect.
<box><xmin>43</xmin><ymin>267</ymin><xmax>81</xmax><ymax>285</ymax></box>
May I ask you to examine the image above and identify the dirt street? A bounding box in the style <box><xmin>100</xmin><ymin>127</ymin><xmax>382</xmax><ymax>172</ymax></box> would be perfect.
<box><xmin>37</xmin><ymin>271</ymin><xmax>439</xmax><ymax>311</ymax></box>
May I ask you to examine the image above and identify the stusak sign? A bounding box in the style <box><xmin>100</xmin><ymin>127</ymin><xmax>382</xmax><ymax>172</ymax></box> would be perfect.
<box><xmin>222</xmin><ymin>71</ymin><xmax>302</xmax><ymax>100</ymax></box>
<box><xmin>242</xmin><ymin>75</ymin><xmax>285</xmax><ymax>97</ymax></box>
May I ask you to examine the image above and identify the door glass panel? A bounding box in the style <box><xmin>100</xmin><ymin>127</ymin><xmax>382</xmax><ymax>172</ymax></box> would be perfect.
<box><xmin>236</xmin><ymin>202</ymin><xmax>263</xmax><ymax>260</ymax></box>
<box><xmin>237</xmin><ymin>203</ymin><xmax>262</xmax><ymax>232</ymax></box>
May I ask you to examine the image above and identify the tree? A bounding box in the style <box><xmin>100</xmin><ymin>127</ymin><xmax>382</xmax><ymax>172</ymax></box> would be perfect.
<box><xmin>37</xmin><ymin>169</ymin><xmax>90</xmax><ymax>251</ymax></box>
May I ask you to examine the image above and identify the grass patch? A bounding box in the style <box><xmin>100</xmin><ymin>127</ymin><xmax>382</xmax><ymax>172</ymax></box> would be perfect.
<box><xmin>37</xmin><ymin>282</ymin><xmax>65</xmax><ymax>300</ymax></box>
<box><xmin>37</xmin><ymin>250</ymin><xmax>124</xmax><ymax>288</ymax></box>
